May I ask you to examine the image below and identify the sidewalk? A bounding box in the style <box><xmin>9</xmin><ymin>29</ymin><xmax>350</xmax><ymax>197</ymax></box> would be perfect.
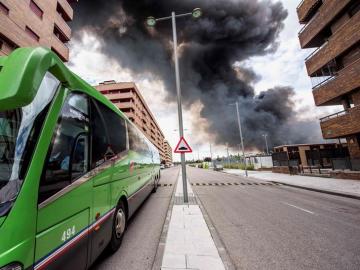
<box><xmin>224</xmin><ymin>169</ymin><xmax>360</xmax><ymax>197</ymax></box>
<box><xmin>161</xmin><ymin>173</ymin><xmax>226</xmax><ymax>270</ymax></box>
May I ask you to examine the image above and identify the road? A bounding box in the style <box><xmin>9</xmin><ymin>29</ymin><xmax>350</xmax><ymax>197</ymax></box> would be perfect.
<box><xmin>91</xmin><ymin>167</ymin><xmax>178</xmax><ymax>270</ymax></box>
<box><xmin>187</xmin><ymin>166</ymin><xmax>360</xmax><ymax>270</ymax></box>
<box><xmin>92</xmin><ymin>166</ymin><xmax>360</xmax><ymax>270</ymax></box>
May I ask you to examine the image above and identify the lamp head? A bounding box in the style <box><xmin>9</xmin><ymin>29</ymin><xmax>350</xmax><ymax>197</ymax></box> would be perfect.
<box><xmin>146</xmin><ymin>16</ymin><xmax>156</xmax><ymax>27</ymax></box>
<box><xmin>192</xmin><ymin>8</ymin><xmax>202</xmax><ymax>18</ymax></box>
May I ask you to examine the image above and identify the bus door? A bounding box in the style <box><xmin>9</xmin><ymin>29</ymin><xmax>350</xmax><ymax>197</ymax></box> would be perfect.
<box><xmin>88</xmin><ymin>100</ymin><xmax>114</xmax><ymax>264</ymax></box>
<box><xmin>35</xmin><ymin>93</ymin><xmax>91</xmax><ymax>270</ymax></box>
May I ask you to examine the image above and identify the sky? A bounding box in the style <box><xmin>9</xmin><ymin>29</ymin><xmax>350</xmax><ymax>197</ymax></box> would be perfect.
<box><xmin>67</xmin><ymin>0</ymin><xmax>341</xmax><ymax>161</ymax></box>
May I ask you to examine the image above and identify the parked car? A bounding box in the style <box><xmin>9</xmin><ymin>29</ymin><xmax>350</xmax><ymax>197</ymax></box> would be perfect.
<box><xmin>214</xmin><ymin>164</ymin><xmax>224</xmax><ymax>171</ymax></box>
<box><xmin>160</xmin><ymin>164</ymin><xmax>166</xmax><ymax>169</ymax></box>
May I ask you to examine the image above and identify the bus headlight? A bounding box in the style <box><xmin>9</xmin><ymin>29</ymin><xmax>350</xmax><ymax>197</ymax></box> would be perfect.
<box><xmin>0</xmin><ymin>263</ymin><xmax>23</xmax><ymax>270</ymax></box>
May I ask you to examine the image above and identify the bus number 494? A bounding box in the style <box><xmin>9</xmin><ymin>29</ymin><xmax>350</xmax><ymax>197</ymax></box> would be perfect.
<box><xmin>61</xmin><ymin>226</ymin><xmax>76</xmax><ymax>242</ymax></box>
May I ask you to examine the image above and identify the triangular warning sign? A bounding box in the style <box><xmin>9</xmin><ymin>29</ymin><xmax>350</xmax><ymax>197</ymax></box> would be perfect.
<box><xmin>174</xmin><ymin>137</ymin><xmax>193</xmax><ymax>153</ymax></box>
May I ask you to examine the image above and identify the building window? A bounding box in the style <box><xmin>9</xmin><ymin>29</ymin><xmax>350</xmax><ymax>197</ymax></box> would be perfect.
<box><xmin>25</xmin><ymin>26</ymin><xmax>40</xmax><ymax>41</ymax></box>
<box><xmin>109</xmin><ymin>90</ymin><xmax>121</xmax><ymax>94</ymax></box>
<box><xmin>0</xmin><ymin>2</ymin><xmax>9</xmax><ymax>15</ymax></box>
<box><xmin>53</xmin><ymin>24</ymin><xmax>68</xmax><ymax>43</ymax></box>
<box><xmin>56</xmin><ymin>3</ymin><xmax>71</xmax><ymax>22</ymax></box>
<box><xmin>30</xmin><ymin>0</ymin><xmax>43</xmax><ymax>19</ymax></box>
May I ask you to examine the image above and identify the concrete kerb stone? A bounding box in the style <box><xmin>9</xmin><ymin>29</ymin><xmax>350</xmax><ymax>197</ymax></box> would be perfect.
<box><xmin>191</xmin><ymin>185</ymin><xmax>237</xmax><ymax>270</ymax></box>
<box><xmin>270</xmin><ymin>181</ymin><xmax>360</xmax><ymax>201</ymax></box>
<box><xmin>221</xmin><ymin>170</ymin><xmax>360</xmax><ymax>200</ymax></box>
<box><xmin>158</xmin><ymin>172</ymin><xmax>233</xmax><ymax>270</ymax></box>
<box><xmin>151</xmin><ymin>169</ymin><xmax>180</xmax><ymax>270</ymax></box>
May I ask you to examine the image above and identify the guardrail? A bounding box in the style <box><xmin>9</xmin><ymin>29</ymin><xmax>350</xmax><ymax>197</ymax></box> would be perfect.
<box><xmin>312</xmin><ymin>75</ymin><xmax>336</xmax><ymax>89</ymax></box>
<box><xmin>297</xmin><ymin>0</ymin><xmax>306</xmax><ymax>9</ymax></box>
<box><xmin>320</xmin><ymin>110</ymin><xmax>348</xmax><ymax>122</ymax></box>
<box><xmin>305</xmin><ymin>40</ymin><xmax>328</xmax><ymax>61</ymax></box>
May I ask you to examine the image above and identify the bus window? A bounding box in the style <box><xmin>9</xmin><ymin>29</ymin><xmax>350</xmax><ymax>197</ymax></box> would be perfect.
<box><xmin>128</xmin><ymin>123</ymin><xmax>147</xmax><ymax>155</ymax></box>
<box><xmin>96</xmin><ymin>102</ymin><xmax>127</xmax><ymax>155</ymax></box>
<box><xmin>39</xmin><ymin>93</ymin><xmax>89</xmax><ymax>204</ymax></box>
<box><xmin>0</xmin><ymin>72</ymin><xmax>59</xmax><ymax>214</ymax></box>
<box><xmin>90</xmin><ymin>100</ymin><xmax>110</xmax><ymax>168</ymax></box>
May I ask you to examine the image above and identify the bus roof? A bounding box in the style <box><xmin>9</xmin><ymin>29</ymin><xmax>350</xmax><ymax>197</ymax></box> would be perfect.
<box><xmin>0</xmin><ymin>47</ymin><xmax>124</xmax><ymax>118</ymax></box>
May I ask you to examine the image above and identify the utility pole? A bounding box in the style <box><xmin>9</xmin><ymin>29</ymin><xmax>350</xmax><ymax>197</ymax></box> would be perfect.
<box><xmin>226</xmin><ymin>144</ymin><xmax>230</xmax><ymax>165</ymax></box>
<box><xmin>263</xmin><ymin>134</ymin><xmax>269</xmax><ymax>155</ymax></box>
<box><xmin>209</xmin><ymin>143</ymin><xmax>213</xmax><ymax>165</ymax></box>
<box><xmin>234</xmin><ymin>102</ymin><xmax>248</xmax><ymax>177</ymax></box>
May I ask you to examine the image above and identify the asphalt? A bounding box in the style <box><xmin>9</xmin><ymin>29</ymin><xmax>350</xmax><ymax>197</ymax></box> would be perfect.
<box><xmin>187</xmin><ymin>166</ymin><xmax>360</xmax><ymax>270</ymax></box>
<box><xmin>91</xmin><ymin>166</ymin><xmax>179</xmax><ymax>270</ymax></box>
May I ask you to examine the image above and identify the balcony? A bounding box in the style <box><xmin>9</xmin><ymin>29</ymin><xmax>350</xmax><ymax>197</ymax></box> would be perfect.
<box><xmin>299</xmin><ymin>0</ymin><xmax>352</xmax><ymax>48</ymax></box>
<box><xmin>313</xmin><ymin>58</ymin><xmax>360</xmax><ymax>106</ymax></box>
<box><xmin>51</xmin><ymin>36</ymin><xmax>69</xmax><ymax>62</ymax></box>
<box><xmin>57</xmin><ymin>0</ymin><xmax>74</xmax><ymax>21</ymax></box>
<box><xmin>297</xmin><ymin>0</ymin><xmax>322</xmax><ymax>24</ymax></box>
<box><xmin>106</xmin><ymin>92</ymin><xmax>134</xmax><ymax>100</ymax></box>
<box><xmin>117</xmin><ymin>102</ymin><xmax>134</xmax><ymax>109</ymax></box>
<box><xmin>55</xmin><ymin>14</ymin><xmax>71</xmax><ymax>41</ymax></box>
<box><xmin>123</xmin><ymin>111</ymin><xmax>135</xmax><ymax>119</ymax></box>
<box><xmin>320</xmin><ymin>106</ymin><xmax>360</xmax><ymax>139</ymax></box>
<box><xmin>305</xmin><ymin>11</ymin><xmax>360</xmax><ymax>76</ymax></box>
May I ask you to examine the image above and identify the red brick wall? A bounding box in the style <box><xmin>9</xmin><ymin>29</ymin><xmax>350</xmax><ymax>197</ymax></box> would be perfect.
<box><xmin>347</xmin><ymin>135</ymin><xmax>360</xmax><ymax>159</ymax></box>
<box><xmin>352</xmin><ymin>91</ymin><xmax>360</xmax><ymax>106</ymax></box>
<box><xmin>313</xmin><ymin>60</ymin><xmax>360</xmax><ymax>106</ymax></box>
<box><xmin>299</xmin><ymin>0</ymin><xmax>352</xmax><ymax>48</ymax></box>
<box><xmin>272</xmin><ymin>166</ymin><xmax>290</xmax><ymax>174</ymax></box>
<box><xmin>330</xmin><ymin>171</ymin><xmax>360</xmax><ymax>180</ymax></box>
<box><xmin>321</xmin><ymin>106</ymin><xmax>360</xmax><ymax>139</ymax></box>
<box><xmin>297</xmin><ymin>0</ymin><xmax>320</xmax><ymax>23</ymax></box>
<box><xmin>306</xmin><ymin>11</ymin><xmax>360</xmax><ymax>75</ymax></box>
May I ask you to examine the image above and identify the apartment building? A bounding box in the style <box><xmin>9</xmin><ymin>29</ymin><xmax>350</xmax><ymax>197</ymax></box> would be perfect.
<box><xmin>95</xmin><ymin>81</ymin><xmax>172</xmax><ymax>164</ymax></box>
<box><xmin>0</xmin><ymin>0</ymin><xmax>78</xmax><ymax>61</ymax></box>
<box><xmin>297</xmin><ymin>0</ymin><xmax>360</xmax><ymax>162</ymax></box>
<box><xmin>163</xmin><ymin>140</ymin><xmax>173</xmax><ymax>165</ymax></box>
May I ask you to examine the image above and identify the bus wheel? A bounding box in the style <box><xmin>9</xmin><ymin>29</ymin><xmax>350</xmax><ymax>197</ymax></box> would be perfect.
<box><xmin>108</xmin><ymin>201</ymin><xmax>127</xmax><ymax>253</ymax></box>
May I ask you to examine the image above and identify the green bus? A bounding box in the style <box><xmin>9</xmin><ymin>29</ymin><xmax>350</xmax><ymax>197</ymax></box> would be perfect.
<box><xmin>0</xmin><ymin>47</ymin><xmax>161</xmax><ymax>270</ymax></box>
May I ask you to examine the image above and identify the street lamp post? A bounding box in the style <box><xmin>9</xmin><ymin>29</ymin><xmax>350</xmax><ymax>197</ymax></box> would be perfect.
<box><xmin>263</xmin><ymin>134</ymin><xmax>269</xmax><ymax>155</ymax></box>
<box><xmin>147</xmin><ymin>8</ymin><xmax>202</xmax><ymax>203</ymax></box>
<box><xmin>230</xmin><ymin>102</ymin><xmax>248</xmax><ymax>177</ymax></box>
<box><xmin>226</xmin><ymin>144</ymin><xmax>230</xmax><ymax>165</ymax></box>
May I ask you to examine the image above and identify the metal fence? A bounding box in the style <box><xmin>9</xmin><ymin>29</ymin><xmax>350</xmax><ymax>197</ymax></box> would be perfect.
<box><xmin>332</xmin><ymin>158</ymin><xmax>360</xmax><ymax>171</ymax></box>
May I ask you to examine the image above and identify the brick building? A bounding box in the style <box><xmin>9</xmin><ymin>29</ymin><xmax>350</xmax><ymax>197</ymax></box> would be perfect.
<box><xmin>95</xmin><ymin>81</ymin><xmax>172</xmax><ymax>164</ymax></box>
<box><xmin>297</xmin><ymin>0</ymin><xmax>360</xmax><ymax>161</ymax></box>
<box><xmin>0</xmin><ymin>0</ymin><xmax>77</xmax><ymax>61</ymax></box>
<box><xmin>163</xmin><ymin>140</ymin><xmax>173</xmax><ymax>166</ymax></box>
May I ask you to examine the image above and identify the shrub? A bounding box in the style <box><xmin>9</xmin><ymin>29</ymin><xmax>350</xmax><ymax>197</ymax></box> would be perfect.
<box><xmin>223</xmin><ymin>163</ymin><xmax>254</xmax><ymax>170</ymax></box>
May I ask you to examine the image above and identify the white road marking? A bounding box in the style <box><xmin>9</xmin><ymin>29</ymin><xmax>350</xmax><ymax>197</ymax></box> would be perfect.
<box><xmin>282</xmin><ymin>202</ymin><xmax>315</xmax><ymax>215</ymax></box>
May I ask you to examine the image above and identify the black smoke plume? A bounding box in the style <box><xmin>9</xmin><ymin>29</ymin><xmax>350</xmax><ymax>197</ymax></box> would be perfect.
<box><xmin>71</xmin><ymin>0</ymin><xmax>322</xmax><ymax>150</ymax></box>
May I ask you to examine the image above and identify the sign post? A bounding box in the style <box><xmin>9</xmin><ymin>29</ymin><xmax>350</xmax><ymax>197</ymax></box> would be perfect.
<box><xmin>174</xmin><ymin>136</ymin><xmax>192</xmax><ymax>203</ymax></box>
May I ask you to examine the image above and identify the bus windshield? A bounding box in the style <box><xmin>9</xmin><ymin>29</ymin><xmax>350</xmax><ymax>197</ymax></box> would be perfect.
<box><xmin>0</xmin><ymin>72</ymin><xmax>59</xmax><ymax>216</ymax></box>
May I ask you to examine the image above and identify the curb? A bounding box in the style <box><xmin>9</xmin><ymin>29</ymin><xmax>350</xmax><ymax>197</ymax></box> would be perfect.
<box><xmin>193</xmin><ymin>186</ymin><xmax>236</xmax><ymax>270</ymax></box>
<box><xmin>270</xmin><ymin>181</ymin><xmax>360</xmax><ymax>200</ymax></box>
<box><xmin>151</xmin><ymin>169</ymin><xmax>180</xmax><ymax>270</ymax></box>
<box><xmin>219</xmin><ymin>170</ymin><xmax>360</xmax><ymax>201</ymax></box>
